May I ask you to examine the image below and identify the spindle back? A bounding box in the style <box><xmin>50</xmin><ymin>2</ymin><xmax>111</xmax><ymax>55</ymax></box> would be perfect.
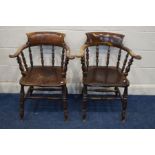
<box><xmin>83</xmin><ymin>32</ymin><xmax>134</xmax><ymax>76</ymax></box>
<box><xmin>16</xmin><ymin>32</ymin><xmax>69</xmax><ymax>76</ymax></box>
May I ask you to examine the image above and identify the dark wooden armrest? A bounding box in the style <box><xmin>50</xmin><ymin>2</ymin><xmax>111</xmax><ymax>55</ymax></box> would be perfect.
<box><xmin>9</xmin><ymin>44</ymin><xmax>28</xmax><ymax>58</ymax></box>
<box><xmin>67</xmin><ymin>54</ymin><xmax>76</xmax><ymax>60</ymax></box>
<box><xmin>122</xmin><ymin>46</ymin><xmax>142</xmax><ymax>60</ymax></box>
<box><xmin>76</xmin><ymin>43</ymin><xmax>114</xmax><ymax>58</ymax></box>
<box><xmin>76</xmin><ymin>44</ymin><xmax>142</xmax><ymax>60</ymax></box>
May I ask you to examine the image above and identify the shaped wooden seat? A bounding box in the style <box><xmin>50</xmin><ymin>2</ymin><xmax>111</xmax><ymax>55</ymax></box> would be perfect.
<box><xmin>77</xmin><ymin>32</ymin><xmax>142</xmax><ymax>122</ymax></box>
<box><xmin>20</xmin><ymin>66</ymin><xmax>66</xmax><ymax>87</ymax></box>
<box><xmin>83</xmin><ymin>66</ymin><xmax>129</xmax><ymax>87</ymax></box>
<box><xmin>9</xmin><ymin>32</ymin><xmax>74</xmax><ymax>120</ymax></box>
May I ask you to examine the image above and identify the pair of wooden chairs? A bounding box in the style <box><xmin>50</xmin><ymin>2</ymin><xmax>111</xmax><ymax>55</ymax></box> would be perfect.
<box><xmin>9</xmin><ymin>32</ymin><xmax>141</xmax><ymax>122</ymax></box>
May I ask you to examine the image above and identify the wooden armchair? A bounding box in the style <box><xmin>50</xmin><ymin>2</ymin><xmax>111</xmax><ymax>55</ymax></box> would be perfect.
<box><xmin>9</xmin><ymin>32</ymin><xmax>74</xmax><ymax>120</ymax></box>
<box><xmin>77</xmin><ymin>32</ymin><xmax>142</xmax><ymax>122</ymax></box>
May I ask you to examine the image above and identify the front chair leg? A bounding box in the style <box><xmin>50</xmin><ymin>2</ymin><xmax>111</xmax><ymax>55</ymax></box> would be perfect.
<box><xmin>82</xmin><ymin>85</ymin><xmax>88</xmax><ymax>121</ymax></box>
<box><xmin>121</xmin><ymin>86</ymin><xmax>128</xmax><ymax>122</ymax></box>
<box><xmin>62</xmin><ymin>85</ymin><xmax>68</xmax><ymax>121</ymax></box>
<box><xmin>19</xmin><ymin>85</ymin><xmax>25</xmax><ymax>120</ymax></box>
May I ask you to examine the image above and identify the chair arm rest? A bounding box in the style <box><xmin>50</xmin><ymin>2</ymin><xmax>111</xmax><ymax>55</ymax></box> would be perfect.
<box><xmin>64</xmin><ymin>44</ymin><xmax>75</xmax><ymax>60</ymax></box>
<box><xmin>76</xmin><ymin>44</ymin><xmax>142</xmax><ymax>60</ymax></box>
<box><xmin>76</xmin><ymin>44</ymin><xmax>88</xmax><ymax>58</ymax></box>
<box><xmin>9</xmin><ymin>44</ymin><xmax>28</xmax><ymax>58</ymax></box>
<box><xmin>122</xmin><ymin>46</ymin><xmax>142</xmax><ymax>60</ymax></box>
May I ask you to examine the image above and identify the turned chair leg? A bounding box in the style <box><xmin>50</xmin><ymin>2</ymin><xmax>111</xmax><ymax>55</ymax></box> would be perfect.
<box><xmin>62</xmin><ymin>85</ymin><xmax>68</xmax><ymax>121</ymax></box>
<box><xmin>29</xmin><ymin>86</ymin><xmax>34</xmax><ymax>96</ymax></box>
<box><xmin>19</xmin><ymin>85</ymin><xmax>25</xmax><ymax>119</ymax></box>
<box><xmin>82</xmin><ymin>85</ymin><xmax>88</xmax><ymax>121</ymax></box>
<box><xmin>121</xmin><ymin>86</ymin><xmax>128</xmax><ymax>122</ymax></box>
<box><xmin>115</xmin><ymin>86</ymin><xmax>118</xmax><ymax>97</ymax></box>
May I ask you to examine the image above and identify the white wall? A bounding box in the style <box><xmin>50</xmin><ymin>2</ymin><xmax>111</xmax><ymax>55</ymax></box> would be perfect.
<box><xmin>0</xmin><ymin>26</ymin><xmax>155</xmax><ymax>95</ymax></box>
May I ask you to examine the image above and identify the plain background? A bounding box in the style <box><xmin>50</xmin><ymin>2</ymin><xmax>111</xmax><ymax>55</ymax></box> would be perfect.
<box><xmin>0</xmin><ymin>0</ymin><xmax>155</xmax><ymax>155</ymax></box>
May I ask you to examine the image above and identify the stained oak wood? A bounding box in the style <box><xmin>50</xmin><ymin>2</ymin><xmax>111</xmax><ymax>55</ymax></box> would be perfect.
<box><xmin>79</xmin><ymin>32</ymin><xmax>142</xmax><ymax>122</ymax></box>
<box><xmin>9</xmin><ymin>32</ymin><xmax>73</xmax><ymax>121</ymax></box>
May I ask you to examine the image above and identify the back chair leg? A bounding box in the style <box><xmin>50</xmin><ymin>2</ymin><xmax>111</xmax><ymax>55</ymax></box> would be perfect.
<box><xmin>121</xmin><ymin>86</ymin><xmax>128</xmax><ymax>122</ymax></box>
<box><xmin>82</xmin><ymin>85</ymin><xmax>88</xmax><ymax>121</ymax></box>
<box><xmin>29</xmin><ymin>86</ymin><xmax>34</xmax><ymax>96</ymax></box>
<box><xmin>62</xmin><ymin>85</ymin><xmax>68</xmax><ymax>121</ymax></box>
<box><xmin>19</xmin><ymin>85</ymin><xmax>25</xmax><ymax>119</ymax></box>
<box><xmin>115</xmin><ymin>86</ymin><xmax>118</xmax><ymax>97</ymax></box>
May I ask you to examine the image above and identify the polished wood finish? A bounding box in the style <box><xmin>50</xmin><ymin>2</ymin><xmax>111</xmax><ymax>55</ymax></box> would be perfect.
<box><xmin>26</xmin><ymin>32</ymin><xmax>65</xmax><ymax>46</ymax></box>
<box><xmin>86</xmin><ymin>32</ymin><xmax>124</xmax><ymax>46</ymax></box>
<box><xmin>17</xmin><ymin>56</ymin><xmax>25</xmax><ymax>76</ymax></box>
<box><xmin>20</xmin><ymin>66</ymin><xmax>66</xmax><ymax>86</ymax></box>
<box><xmin>40</xmin><ymin>45</ymin><xmax>44</xmax><ymax>66</ymax></box>
<box><xmin>28</xmin><ymin>46</ymin><xmax>33</xmax><ymax>67</ymax></box>
<box><xmin>83</xmin><ymin>66</ymin><xmax>129</xmax><ymax>87</ymax></box>
<box><xmin>78</xmin><ymin>32</ymin><xmax>142</xmax><ymax>122</ymax></box>
<box><xmin>21</xmin><ymin>52</ymin><xmax>28</xmax><ymax>71</ymax></box>
<box><xmin>52</xmin><ymin>45</ymin><xmax>55</xmax><ymax>66</ymax></box>
<box><xmin>116</xmin><ymin>48</ymin><xmax>122</xmax><ymax>69</ymax></box>
<box><xmin>96</xmin><ymin>45</ymin><xmax>99</xmax><ymax>67</ymax></box>
<box><xmin>121</xmin><ymin>53</ymin><xmax>129</xmax><ymax>72</ymax></box>
<box><xmin>106</xmin><ymin>46</ymin><xmax>110</xmax><ymax>67</ymax></box>
<box><xmin>86</xmin><ymin>47</ymin><xmax>89</xmax><ymax>69</ymax></box>
<box><xmin>9</xmin><ymin>32</ymin><xmax>74</xmax><ymax>120</ymax></box>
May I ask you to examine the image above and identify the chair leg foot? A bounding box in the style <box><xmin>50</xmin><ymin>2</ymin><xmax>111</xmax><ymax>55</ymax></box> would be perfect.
<box><xmin>64</xmin><ymin>112</ymin><xmax>68</xmax><ymax>121</ymax></box>
<box><xmin>121</xmin><ymin>86</ymin><xmax>128</xmax><ymax>122</ymax></box>
<box><xmin>82</xmin><ymin>85</ymin><xmax>87</xmax><ymax>122</ymax></box>
<box><xmin>82</xmin><ymin>111</ymin><xmax>87</xmax><ymax>122</ymax></box>
<box><xmin>19</xmin><ymin>85</ymin><xmax>25</xmax><ymax>120</ymax></box>
<box><xmin>64</xmin><ymin>100</ymin><xmax>68</xmax><ymax>121</ymax></box>
<box><xmin>20</xmin><ymin>110</ymin><xmax>24</xmax><ymax>120</ymax></box>
<box><xmin>62</xmin><ymin>85</ymin><xmax>68</xmax><ymax>121</ymax></box>
<box><xmin>63</xmin><ymin>103</ymin><xmax>68</xmax><ymax>121</ymax></box>
<box><xmin>121</xmin><ymin>99</ymin><xmax>127</xmax><ymax>122</ymax></box>
<box><xmin>82</xmin><ymin>100</ymin><xmax>87</xmax><ymax>121</ymax></box>
<box><xmin>63</xmin><ymin>100</ymin><xmax>68</xmax><ymax>121</ymax></box>
<box><xmin>121</xmin><ymin>110</ymin><xmax>127</xmax><ymax>123</ymax></box>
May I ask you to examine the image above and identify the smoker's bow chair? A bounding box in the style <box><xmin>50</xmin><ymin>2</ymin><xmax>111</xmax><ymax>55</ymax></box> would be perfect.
<box><xmin>9</xmin><ymin>32</ymin><xmax>74</xmax><ymax>120</ymax></box>
<box><xmin>77</xmin><ymin>32</ymin><xmax>142</xmax><ymax>122</ymax></box>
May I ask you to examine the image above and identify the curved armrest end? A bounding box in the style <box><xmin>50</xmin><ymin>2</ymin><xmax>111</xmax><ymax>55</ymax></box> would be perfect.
<box><xmin>134</xmin><ymin>54</ymin><xmax>142</xmax><ymax>60</ymax></box>
<box><xmin>64</xmin><ymin>44</ymin><xmax>76</xmax><ymax>60</ymax></box>
<box><xmin>9</xmin><ymin>44</ymin><xmax>28</xmax><ymax>58</ymax></box>
<box><xmin>76</xmin><ymin>54</ymin><xmax>84</xmax><ymax>58</ymax></box>
<box><xmin>67</xmin><ymin>54</ymin><xmax>76</xmax><ymax>60</ymax></box>
<box><xmin>76</xmin><ymin>44</ymin><xmax>88</xmax><ymax>58</ymax></box>
<box><xmin>9</xmin><ymin>54</ymin><xmax>16</xmax><ymax>58</ymax></box>
<box><xmin>122</xmin><ymin>46</ymin><xmax>142</xmax><ymax>60</ymax></box>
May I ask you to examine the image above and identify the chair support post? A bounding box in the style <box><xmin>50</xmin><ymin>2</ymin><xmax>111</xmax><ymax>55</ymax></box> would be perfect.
<box><xmin>19</xmin><ymin>85</ymin><xmax>25</xmax><ymax>119</ymax></box>
<box><xmin>82</xmin><ymin>85</ymin><xmax>88</xmax><ymax>121</ymax></box>
<box><xmin>121</xmin><ymin>86</ymin><xmax>128</xmax><ymax>122</ymax></box>
<box><xmin>62</xmin><ymin>85</ymin><xmax>68</xmax><ymax>121</ymax></box>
